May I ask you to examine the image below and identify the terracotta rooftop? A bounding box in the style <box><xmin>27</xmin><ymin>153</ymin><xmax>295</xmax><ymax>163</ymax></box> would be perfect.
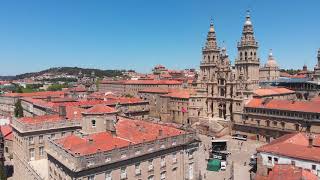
<box><xmin>138</xmin><ymin>88</ymin><xmax>174</xmax><ymax>94</ymax></box>
<box><xmin>3</xmin><ymin>91</ymin><xmax>65</xmax><ymax>98</ymax></box>
<box><xmin>161</xmin><ymin>89</ymin><xmax>195</xmax><ymax>99</ymax></box>
<box><xmin>255</xmin><ymin>164</ymin><xmax>318</xmax><ymax>180</ymax></box>
<box><xmin>68</xmin><ymin>85</ymin><xmax>87</xmax><ymax>92</ymax></box>
<box><xmin>18</xmin><ymin>106</ymin><xmax>84</xmax><ymax>124</ymax></box>
<box><xmin>254</xmin><ymin>88</ymin><xmax>295</xmax><ymax>97</ymax></box>
<box><xmin>55</xmin><ymin>117</ymin><xmax>185</xmax><ymax>156</ymax></box>
<box><xmin>245</xmin><ymin>98</ymin><xmax>320</xmax><ymax>114</ymax></box>
<box><xmin>101</xmin><ymin>80</ymin><xmax>182</xmax><ymax>85</ymax></box>
<box><xmin>82</xmin><ymin>104</ymin><xmax>117</xmax><ymax>115</ymax></box>
<box><xmin>0</xmin><ymin>125</ymin><xmax>13</xmax><ymax>141</ymax></box>
<box><xmin>257</xmin><ymin>133</ymin><xmax>320</xmax><ymax>162</ymax></box>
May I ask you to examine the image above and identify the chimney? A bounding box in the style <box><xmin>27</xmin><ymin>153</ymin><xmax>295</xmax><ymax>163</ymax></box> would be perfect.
<box><xmin>159</xmin><ymin>129</ymin><xmax>163</xmax><ymax>136</ymax></box>
<box><xmin>59</xmin><ymin>105</ymin><xmax>67</xmax><ymax>117</ymax></box>
<box><xmin>308</xmin><ymin>136</ymin><xmax>313</xmax><ymax>148</ymax></box>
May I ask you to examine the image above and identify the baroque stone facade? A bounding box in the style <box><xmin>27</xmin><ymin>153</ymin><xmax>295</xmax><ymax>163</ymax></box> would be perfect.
<box><xmin>189</xmin><ymin>11</ymin><xmax>260</xmax><ymax>130</ymax></box>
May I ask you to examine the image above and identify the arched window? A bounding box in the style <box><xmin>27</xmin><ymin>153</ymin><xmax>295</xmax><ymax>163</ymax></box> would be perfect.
<box><xmin>91</xmin><ymin>120</ymin><xmax>96</xmax><ymax>127</ymax></box>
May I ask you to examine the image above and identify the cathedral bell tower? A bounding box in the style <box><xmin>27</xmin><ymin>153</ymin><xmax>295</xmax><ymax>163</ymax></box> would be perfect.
<box><xmin>313</xmin><ymin>48</ymin><xmax>320</xmax><ymax>81</ymax></box>
<box><xmin>199</xmin><ymin>20</ymin><xmax>221</xmax><ymax>83</ymax></box>
<box><xmin>235</xmin><ymin>11</ymin><xmax>260</xmax><ymax>94</ymax></box>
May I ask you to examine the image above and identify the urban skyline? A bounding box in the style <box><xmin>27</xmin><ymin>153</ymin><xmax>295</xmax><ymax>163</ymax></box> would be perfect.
<box><xmin>0</xmin><ymin>0</ymin><xmax>319</xmax><ymax>75</ymax></box>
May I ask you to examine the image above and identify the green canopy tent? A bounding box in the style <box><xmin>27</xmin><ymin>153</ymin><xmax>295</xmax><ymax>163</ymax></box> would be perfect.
<box><xmin>207</xmin><ymin>159</ymin><xmax>221</xmax><ymax>171</ymax></box>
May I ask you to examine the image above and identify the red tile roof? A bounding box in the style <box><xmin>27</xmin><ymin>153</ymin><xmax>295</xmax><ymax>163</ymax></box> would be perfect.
<box><xmin>101</xmin><ymin>80</ymin><xmax>182</xmax><ymax>85</ymax></box>
<box><xmin>254</xmin><ymin>88</ymin><xmax>295</xmax><ymax>97</ymax></box>
<box><xmin>246</xmin><ymin>98</ymin><xmax>320</xmax><ymax>113</ymax></box>
<box><xmin>68</xmin><ymin>85</ymin><xmax>87</xmax><ymax>92</ymax></box>
<box><xmin>56</xmin><ymin>117</ymin><xmax>185</xmax><ymax>155</ymax></box>
<box><xmin>138</xmin><ymin>88</ymin><xmax>173</xmax><ymax>94</ymax></box>
<box><xmin>257</xmin><ymin>133</ymin><xmax>320</xmax><ymax>162</ymax></box>
<box><xmin>83</xmin><ymin>105</ymin><xmax>117</xmax><ymax>115</ymax></box>
<box><xmin>255</xmin><ymin>164</ymin><xmax>318</xmax><ymax>180</ymax></box>
<box><xmin>161</xmin><ymin>89</ymin><xmax>195</xmax><ymax>99</ymax></box>
<box><xmin>19</xmin><ymin>106</ymin><xmax>84</xmax><ymax>124</ymax></box>
<box><xmin>0</xmin><ymin>125</ymin><xmax>13</xmax><ymax>141</ymax></box>
<box><xmin>3</xmin><ymin>91</ymin><xmax>65</xmax><ymax>98</ymax></box>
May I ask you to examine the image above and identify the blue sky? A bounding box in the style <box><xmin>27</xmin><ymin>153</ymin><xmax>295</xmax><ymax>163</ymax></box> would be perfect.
<box><xmin>0</xmin><ymin>0</ymin><xmax>319</xmax><ymax>75</ymax></box>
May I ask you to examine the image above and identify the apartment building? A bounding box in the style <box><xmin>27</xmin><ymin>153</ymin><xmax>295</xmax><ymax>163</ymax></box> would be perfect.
<box><xmin>99</xmin><ymin>80</ymin><xmax>183</xmax><ymax>96</ymax></box>
<box><xmin>46</xmin><ymin>116</ymin><xmax>199</xmax><ymax>180</ymax></box>
<box><xmin>233</xmin><ymin>98</ymin><xmax>320</xmax><ymax>142</ymax></box>
<box><xmin>11</xmin><ymin>106</ymin><xmax>83</xmax><ymax>179</ymax></box>
<box><xmin>256</xmin><ymin>133</ymin><xmax>320</xmax><ymax>178</ymax></box>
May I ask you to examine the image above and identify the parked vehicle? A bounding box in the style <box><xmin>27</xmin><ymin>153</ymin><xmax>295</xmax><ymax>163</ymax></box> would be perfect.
<box><xmin>231</xmin><ymin>134</ymin><xmax>247</xmax><ymax>141</ymax></box>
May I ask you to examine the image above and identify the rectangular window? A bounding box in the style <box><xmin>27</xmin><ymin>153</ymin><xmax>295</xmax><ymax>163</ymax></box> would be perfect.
<box><xmin>189</xmin><ymin>163</ymin><xmax>194</xmax><ymax>179</ymax></box>
<box><xmin>39</xmin><ymin>135</ymin><xmax>43</xmax><ymax>143</ymax></box>
<box><xmin>160</xmin><ymin>171</ymin><xmax>166</xmax><ymax>180</ymax></box>
<box><xmin>172</xmin><ymin>153</ymin><xmax>177</xmax><ymax>163</ymax></box>
<box><xmin>92</xmin><ymin>120</ymin><xmax>96</xmax><ymax>128</ymax></box>
<box><xmin>135</xmin><ymin>163</ymin><xmax>141</xmax><ymax>175</ymax></box>
<box><xmin>29</xmin><ymin>136</ymin><xmax>34</xmax><ymax>145</ymax></box>
<box><xmin>148</xmin><ymin>159</ymin><xmax>154</xmax><ymax>171</ymax></box>
<box><xmin>312</xmin><ymin>165</ymin><xmax>316</xmax><ymax>170</ymax></box>
<box><xmin>88</xmin><ymin>175</ymin><xmax>95</xmax><ymax>180</ymax></box>
<box><xmin>268</xmin><ymin>156</ymin><xmax>272</xmax><ymax>163</ymax></box>
<box><xmin>274</xmin><ymin>157</ymin><xmax>278</xmax><ymax>164</ymax></box>
<box><xmin>105</xmin><ymin>171</ymin><xmax>112</xmax><ymax>180</ymax></box>
<box><xmin>161</xmin><ymin>156</ymin><xmax>166</xmax><ymax>167</ymax></box>
<box><xmin>120</xmin><ymin>167</ymin><xmax>127</xmax><ymax>179</ymax></box>
<box><xmin>29</xmin><ymin>148</ymin><xmax>35</xmax><ymax>161</ymax></box>
<box><xmin>39</xmin><ymin>146</ymin><xmax>44</xmax><ymax>157</ymax></box>
<box><xmin>291</xmin><ymin>160</ymin><xmax>295</xmax><ymax>166</ymax></box>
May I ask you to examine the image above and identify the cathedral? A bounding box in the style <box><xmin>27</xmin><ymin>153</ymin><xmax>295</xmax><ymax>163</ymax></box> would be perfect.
<box><xmin>189</xmin><ymin>11</ymin><xmax>263</xmax><ymax>132</ymax></box>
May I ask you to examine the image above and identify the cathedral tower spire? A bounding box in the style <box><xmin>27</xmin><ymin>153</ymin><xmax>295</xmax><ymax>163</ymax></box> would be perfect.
<box><xmin>199</xmin><ymin>19</ymin><xmax>221</xmax><ymax>81</ymax></box>
<box><xmin>204</xmin><ymin>19</ymin><xmax>218</xmax><ymax>50</ymax></box>
<box><xmin>235</xmin><ymin>10</ymin><xmax>260</xmax><ymax>93</ymax></box>
<box><xmin>317</xmin><ymin>48</ymin><xmax>320</xmax><ymax>67</ymax></box>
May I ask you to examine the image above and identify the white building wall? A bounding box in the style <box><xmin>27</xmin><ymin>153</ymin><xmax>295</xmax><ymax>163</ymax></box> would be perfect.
<box><xmin>260</xmin><ymin>152</ymin><xmax>320</xmax><ymax>177</ymax></box>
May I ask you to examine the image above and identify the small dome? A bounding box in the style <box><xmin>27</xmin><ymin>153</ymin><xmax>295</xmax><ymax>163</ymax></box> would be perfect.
<box><xmin>265</xmin><ymin>50</ymin><xmax>278</xmax><ymax>68</ymax></box>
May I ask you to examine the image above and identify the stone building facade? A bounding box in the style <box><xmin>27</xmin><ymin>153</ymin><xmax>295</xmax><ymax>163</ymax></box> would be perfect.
<box><xmin>46</xmin><ymin>116</ymin><xmax>199</xmax><ymax>180</ymax></box>
<box><xmin>11</xmin><ymin>106</ymin><xmax>83</xmax><ymax>180</ymax></box>
<box><xmin>99</xmin><ymin>80</ymin><xmax>183</xmax><ymax>96</ymax></box>
<box><xmin>234</xmin><ymin>98</ymin><xmax>320</xmax><ymax>142</ymax></box>
<box><xmin>189</xmin><ymin>11</ymin><xmax>260</xmax><ymax>132</ymax></box>
<box><xmin>313</xmin><ymin>49</ymin><xmax>320</xmax><ymax>82</ymax></box>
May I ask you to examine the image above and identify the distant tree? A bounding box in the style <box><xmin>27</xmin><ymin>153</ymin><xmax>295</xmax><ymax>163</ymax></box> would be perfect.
<box><xmin>47</xmin><ymin>84</ymin><xmax>67</xmax><ymax>91</ymax></box>
<box><xmin>14</xmin><ymin>100</ymin><xmax>24</xmax><ymax>118</ymax></box>
<box><xmin>15</xmin><ymin>86</ymin><xmax>23</xmax><ymax>93</ymax></box>
<box><xmin>123</xmin><ymin>94</ymin><xmax>134</xmax><ymax>98</ymax></box>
